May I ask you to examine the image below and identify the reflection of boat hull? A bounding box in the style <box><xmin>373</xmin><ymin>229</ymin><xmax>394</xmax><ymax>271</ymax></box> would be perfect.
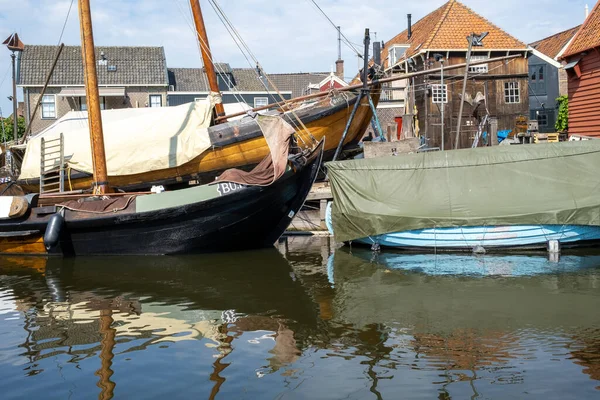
<box><xmin>325</xmin><ymin>203</ymin><xmax>600</xmax><ymax>250</ymax></box>
<box><xmin>0</xmin><ymin>143</ymin><xmax>323</xmax><ymax>256</ymax></box>
<box><xmin>354</xmin><ymin>225</ymin><xmax>600</xmax><ymax>251</ymax></box>
<box><xmin>19</xmin><ymin>91</ymin><xmax>378</xmax><ymax>192</ymax></box>
<box><xmin>327</xmin><ymin>249</ymin><xmax>600</xmax><ymax>332</ymax></box>
<box><xmin>342</xmin><ymin>248</ymin><xmax>600</xmax><ymax>276</ymax></box>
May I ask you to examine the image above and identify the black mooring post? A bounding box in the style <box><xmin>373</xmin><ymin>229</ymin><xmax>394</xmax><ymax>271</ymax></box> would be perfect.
<box><xmin>331</xmin><ymin>29</ymin><xmax>371</xmax><ymax>162</ymax></box>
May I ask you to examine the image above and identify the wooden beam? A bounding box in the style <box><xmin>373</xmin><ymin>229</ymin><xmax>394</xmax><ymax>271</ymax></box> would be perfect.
<box><xmin>22</xmin><ymin>43</ymin><xmax>65</xmax><ymax>142</ymax></box>
<box><xmin>190</xmin><ymin>0</ymin><xmax>226</xmax><ymax>120</ymax></box>
<box><xmin>216</xmin><ymin>54</ymin><xmax>523</xmax><ymax>122</ymax></box>
<box><xmin>78</xmin><ymin>0</ymin><xmax>110</xmax><ymax>194</ymax></box>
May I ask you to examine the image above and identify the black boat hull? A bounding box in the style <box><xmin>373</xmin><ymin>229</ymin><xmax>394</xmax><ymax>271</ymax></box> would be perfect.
<box><xmin>1</xmin><ymin>142</ymin><xmax>323</xmax><ymax>256</ymax></box>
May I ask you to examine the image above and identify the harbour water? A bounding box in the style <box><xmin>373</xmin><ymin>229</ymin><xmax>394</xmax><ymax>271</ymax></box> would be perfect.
<box><xmin>0</xmin><ymin>236</ymin><xmax>599</xmax><ymax>399</ymax></box>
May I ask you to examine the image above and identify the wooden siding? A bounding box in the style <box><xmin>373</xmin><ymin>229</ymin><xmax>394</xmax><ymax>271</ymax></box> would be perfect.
<box><xmin>414</xmin><ymin>52</ymin><xmax>529</xmax><ymax>149</ymax></box>
<box><xmin>567</xmin><ymin>50</ymin><xmax>600</xmax><ymax>138</ymax></box>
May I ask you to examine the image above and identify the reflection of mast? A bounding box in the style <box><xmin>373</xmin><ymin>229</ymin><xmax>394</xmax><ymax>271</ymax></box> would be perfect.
<box><xmin>209</xmin><ymin>324</ymin><xmax>234</xmax><ymax>400</ymax></box>
<box><xmin>95</xmin><ymin>309</ymin><xmax>116</xmax><ymax>400</ymax></box>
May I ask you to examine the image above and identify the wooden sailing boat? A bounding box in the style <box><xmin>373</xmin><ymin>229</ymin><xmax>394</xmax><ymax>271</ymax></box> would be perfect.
<box><xmin>14</xmin><ymin>0</ymin><xmax>378</xmax><ymax>193</ymax></box>
<box><xmin>0</xmin><ymin>0</ymin><xmax>323</xmax><ymax>255</ymax></box>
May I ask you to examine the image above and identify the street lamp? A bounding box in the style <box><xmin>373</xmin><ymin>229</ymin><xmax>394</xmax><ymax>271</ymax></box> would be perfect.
<box><xmin>3</xmin><ymin>33</ymin><xmax>25</xmax><ymax>142</ymax></box>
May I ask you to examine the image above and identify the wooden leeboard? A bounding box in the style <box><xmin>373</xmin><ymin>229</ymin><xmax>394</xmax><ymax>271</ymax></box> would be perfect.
<box><xmin>0</xmin><ymin>234</ymin><xmax>47</xmax><ymax>255</ymax></box>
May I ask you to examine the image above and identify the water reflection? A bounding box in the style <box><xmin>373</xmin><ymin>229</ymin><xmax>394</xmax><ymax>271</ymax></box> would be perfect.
<box><xmin>0</xmin><ymin>239</ymin><xmax>598</xmax><ymax>399</ymax></box>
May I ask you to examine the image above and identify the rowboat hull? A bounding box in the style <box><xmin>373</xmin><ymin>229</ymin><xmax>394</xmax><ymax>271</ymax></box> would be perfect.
<box><xmin>336</xmin><ymin>249</ymin><xmax>600</xmax><ymax>277</ymax></box>
<box><xmin>0</xmin><ymin>142</ymin><xmax>323</xmax><ymax>256</ymax></box>
<box><xmin>325</xmin><ymin>203</ymin><xmax>600</xmax><ymax>251</ymax></box>
<box><xmin>18</xmin><ymin>90</ymin><xmax>377</xmax><ymax>193</ymax></box>
<box><xmin>353</xmin><ymin>225</ymin><xmax>600</xmax><ymax>251</ymax></box>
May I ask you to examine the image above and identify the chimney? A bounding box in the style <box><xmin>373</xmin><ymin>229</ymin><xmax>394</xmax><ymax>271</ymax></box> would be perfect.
<box><xmin>585</xmin><ymin>4</ymin><xmax>589</xmax><ymax>18</ymax></box>
<box><xmin>407</xmin><ymin>14</ymin><xmax>412</xmax><ymax>39</ymax></box>
<box><xmin>373</xmin><ymin>41</ymin><xmax>381</xmax><ymax>66</ymax></box>
<box><xmin>335</xmin><ymin>59</ymin><xmax>344</xmax><ymax>79</ymax></box>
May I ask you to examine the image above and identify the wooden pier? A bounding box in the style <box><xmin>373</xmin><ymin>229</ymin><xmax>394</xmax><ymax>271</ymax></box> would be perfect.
<box><xmin>287</xmin><ymin>182</ymin><xmax>333</xmax><ymax>233</ymax></box>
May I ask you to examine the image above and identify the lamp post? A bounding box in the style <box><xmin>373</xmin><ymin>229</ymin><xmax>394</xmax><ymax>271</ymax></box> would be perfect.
<box><xmin>3</xmin><ymin>33</ymin><xmax>24</xmax><ymax>142</ymax></box>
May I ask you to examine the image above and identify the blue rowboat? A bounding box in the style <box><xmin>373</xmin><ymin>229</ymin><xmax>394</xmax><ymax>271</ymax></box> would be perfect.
<box><xmin>328</xmin><ymin>250</ymin><xmax>600</xmax><ymax>277</ymax></box>
<box><xmin>325</xmin><ymin>203</ymin><xmax>600</xmax><ymax>251</ymax></box>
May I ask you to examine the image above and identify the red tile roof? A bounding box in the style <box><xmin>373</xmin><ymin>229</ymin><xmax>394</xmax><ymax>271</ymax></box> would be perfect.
<box><xmin>529</xmin><ymin>26</ymin><xmax>581</xmax><ymax>60</ymax></box>
<box><xmin>562</xmin><ymin>0</ymin><xmax>600</xmax><ymax>57</ymax></box>
<box><xmin>382</xmin><ymin>0</ymin><xmax>526</xmax><ymax>68</ymax></box>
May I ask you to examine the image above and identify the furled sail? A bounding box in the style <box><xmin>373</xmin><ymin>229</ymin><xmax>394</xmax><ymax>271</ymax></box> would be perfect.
<box><xmin>19</xmin><ymin>96</ymin><xmax>217</xmax><ymax>180</ymax></box>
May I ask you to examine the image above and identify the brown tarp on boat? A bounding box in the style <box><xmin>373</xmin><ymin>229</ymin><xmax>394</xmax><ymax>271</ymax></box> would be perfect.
<box><xmin>58</xmin><ymin>196</ymin><xmax>136</xmax><ymax>214</ymax></box>
<box><xmin>215</xmin><ymin>114</ymin><xmax>295</xmax><ymax>186</ymax></box>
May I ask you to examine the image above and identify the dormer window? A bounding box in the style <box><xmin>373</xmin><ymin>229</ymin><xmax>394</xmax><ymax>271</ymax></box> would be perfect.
<box><xmin>388</xmin><ymin>45</ymin><xmax>410</xmax><ymax>67</ymax></box>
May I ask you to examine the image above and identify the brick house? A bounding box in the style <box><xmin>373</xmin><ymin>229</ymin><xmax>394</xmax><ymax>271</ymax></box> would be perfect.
<box><xmin>167</xmin><ymin>65</ymin><xmax>336</xmax><ymax>107</ymax></box>
<box><xmin>528</xmin><ymin>26</ymin><xmax>580</xmax><ymax>132</ymax></box>
<box><xmin>379</xmin><ymin>0</ymin><xmax>530</xmax><ymax>149</ymax></box>
<box><xmin>560</xmin><ymin>0</ymin><xmax>600</xmax><ymax>138</ymax></box>
<box><xmin>18</xmin><ymin>45</ymin><xmax>168</xmax><ymax>134</ymax></box>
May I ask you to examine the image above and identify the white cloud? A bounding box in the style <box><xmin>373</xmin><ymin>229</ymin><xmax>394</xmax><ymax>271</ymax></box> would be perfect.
<box><xmin>0</xmin><ymin>0</ymin><xmax>590</xmax><ymax>116</ymax></box>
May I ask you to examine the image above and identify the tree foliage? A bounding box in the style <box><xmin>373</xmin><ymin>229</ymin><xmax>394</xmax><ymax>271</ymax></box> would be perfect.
<box><xmin>555</xmin><ymin>95</ymin><xmax>568</xmax><ymax>132</ymax></box>
<box><xmin>0</xmin><ymin>116</ymin><xmax>26</xmax><ymax>142</ymax></box>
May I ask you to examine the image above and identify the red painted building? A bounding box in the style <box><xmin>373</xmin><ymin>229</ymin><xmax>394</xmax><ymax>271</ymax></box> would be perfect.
<box><xmin>561</xmin><ymin>1</ymin><xmax>600</xmax><ymax>138</ymax></box>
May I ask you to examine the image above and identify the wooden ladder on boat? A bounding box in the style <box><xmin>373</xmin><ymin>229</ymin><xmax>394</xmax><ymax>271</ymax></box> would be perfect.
<box><xmin>39</xmin><ymin>133</ymin><xmax>65</xmax><ymax>194</ymax></box>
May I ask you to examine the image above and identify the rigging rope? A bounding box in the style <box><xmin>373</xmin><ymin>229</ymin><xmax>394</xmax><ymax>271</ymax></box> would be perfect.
<box><xmin>176</xmin><ymin>0</ymin><xmax>250</xmax><ymax>108</ymax></box>
<box><xmin>208</xmin><ymin>0</ymin><xmax>317</xmax><ymax>146</ymax></box>
<box><xmin>305</xmin><ymin>0</ymin><xmax>363</xmax><ymax>58</ymax></box>
<box><xmin>57</xmin><ymin>0</ymin><xmax>75</xmax><ymax>46</ymax></box>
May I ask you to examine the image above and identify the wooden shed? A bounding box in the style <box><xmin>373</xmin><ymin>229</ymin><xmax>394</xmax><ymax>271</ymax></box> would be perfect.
<box><xmin>561</xmin><ymin>1</ymin><xmax>600</xmax><ymax>138</ymax></box>
<box><xmin>379</xmin><ymin>0</ymin><xmax>530</xmax><ymax>149</ymax></box>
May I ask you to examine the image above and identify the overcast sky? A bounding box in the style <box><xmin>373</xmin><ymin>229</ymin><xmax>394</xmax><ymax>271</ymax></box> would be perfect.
<box><xmin>0</xmin><ymin>0</ymin><xmax>592</xmax><ymax>117</ymax></box>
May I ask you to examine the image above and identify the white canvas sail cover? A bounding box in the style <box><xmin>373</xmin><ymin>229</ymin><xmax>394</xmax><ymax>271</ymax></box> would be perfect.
<box><xmin>19</xmin><ymin>96</ymin><xmax>216</xmax><ymax>180</ymax></box>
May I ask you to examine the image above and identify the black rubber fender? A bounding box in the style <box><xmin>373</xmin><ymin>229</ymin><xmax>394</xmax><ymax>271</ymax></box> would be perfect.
<box><xmin>44</xmin><ymin>212</ymin><xmax>64</xmax><ymax>251</ymax></box>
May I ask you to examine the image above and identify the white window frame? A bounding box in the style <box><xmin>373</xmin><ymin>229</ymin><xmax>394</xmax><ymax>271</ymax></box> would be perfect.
<box><xmin>149</xmin><ymin>94</ymin><xmax>162</xmax><ymax>108</ymax></box>
<box><xmin>469</xmin><ymin>55</ymin><xmax>489</xmax><ymax>73</ymax></box>
<box><xmin>388</xmin><ymin>45</ymin><xmax>410</xmax><ymax>67</ymax></box>
<box><xmin>80</xmin><ymin>96</ymin><xmax>106</xmax><ymax>111</ymax></box>
<box><xmin>254</xmin><ymin>97</ymin><xmax>269</xmax><ymax>108</ymax></box>
<box><xmin>431</xmin><ymin>84</ymin><xmax>448</xmax><ymax>104</ymax></box>
<box><xmin>41</xmin><ymin>94</ymin><xmax>56</xmax><ymax>119</ymax></box>
<box><xmin>504</xmin><ymin>82</ymin><xmax>520</xmax><ymax>104</ymax></box>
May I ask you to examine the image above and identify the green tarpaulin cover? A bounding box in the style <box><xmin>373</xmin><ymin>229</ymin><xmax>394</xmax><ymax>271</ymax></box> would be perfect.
<box><xmin>326</xmin><ymin>141</ymin><xmax>600</xmax><ymax>242</ymax></box>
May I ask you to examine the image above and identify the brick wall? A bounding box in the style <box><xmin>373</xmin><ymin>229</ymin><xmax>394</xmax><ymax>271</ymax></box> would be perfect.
<box><xmin>24</xmin><ymin>86</ymin><xmax>167</xmax><ymax>134</ymax></box>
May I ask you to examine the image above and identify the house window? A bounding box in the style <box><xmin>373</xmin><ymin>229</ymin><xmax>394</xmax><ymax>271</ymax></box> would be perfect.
<box><xmin>41</xmin><ymin>95</ymin><xmax>56</xmax><ymax>119</ymax></box>
<box><xmin>504</xmin><ymin>82</ymin><xmax>520</xmax><ymax>104</ymax></box>
<box><xmin>388</xmin><ymin>45</ymin><xmax>410</xmax><ymax>67</ymax></box>
<box><xmin>531</xmin><ymin>109</ymin><xmax>555</xmax><ymax>129</ymax></box>
<box><xmin>431</xmin><ymin>84</ymin><xmax>448</xmax><ymax>104</ymax></box>
<box><xmin>149</xmin><ymin>95</ymin><xmax>162</xmax><ymax>107</ymax></box>
<box><xmin>79</xmin><ymin>96</ymin><xmax>106</xmax><ymax>111</ymax></box>
<box><xmin>469</xmin><ymin>55</ymin><xmax>489</xmax><ymax>73</ymax></box>
<box><xmin>254</xmin><ymin>97</ymin><xmax>269</xmax><ymax>108</ymax></box>
<box><xmin>529</xmin><ymin>64</ymin><xmax>546</xmax><ymax>96</ymax></box>
<box><xmin>537</xmin><ymin>112</ymin><xmax>548</xmax><ymax>127</ymax></box>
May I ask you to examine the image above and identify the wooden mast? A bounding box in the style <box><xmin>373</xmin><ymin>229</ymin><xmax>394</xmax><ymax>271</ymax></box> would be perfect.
<box><xmin>77</xmin><ymin>0</ymin><xmax>110</xmax><ymax>194</ymax></box>
<box><xmin>190</xmin><ymin>0</ymin><xmax>226</xmax><ymax>120</ymax></box>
